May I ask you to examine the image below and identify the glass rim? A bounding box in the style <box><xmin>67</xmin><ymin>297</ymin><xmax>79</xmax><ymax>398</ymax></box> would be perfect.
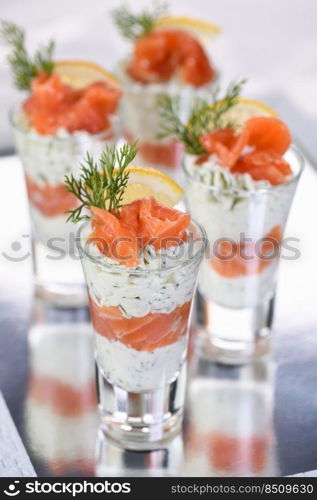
<box><xmin>9</xmin><ymin>101</ymin><xmax>119</xmax><ymax>141</ymax></box>
<box><xmin>182</xmin><ymin>144</ymin><xmax>305</xmax><ymax>197</ymax></box>
<box><xmin>76</xmin><ymin>217</ymin><xmax>207</xmax><ymax>275</ymax></box>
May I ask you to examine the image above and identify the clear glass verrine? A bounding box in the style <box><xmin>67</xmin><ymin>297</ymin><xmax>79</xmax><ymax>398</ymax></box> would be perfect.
<box><xmin>183</xmin><ymin>146</ymin><xmax>304</xmax><ymax>364</ymax></box>
<box><xmin>77</xmin><ymin>219</ymin><xmax>206</xmax><ymax>449</ymax></box>
<box><xmin>118</xmin><ymin>60</ymin><xmax>216</xmax><ymax>180</ymax></box>
<box><xmin>10</xmin><ymin>104</ymin><xmax>120</xmax><ymax>306</ymax></box>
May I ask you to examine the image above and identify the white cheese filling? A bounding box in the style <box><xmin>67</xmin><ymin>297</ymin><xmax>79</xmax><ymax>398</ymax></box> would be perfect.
<box><xmin>95</xmin><ymin>332</ymin><xmax>187</xmax><ymax>393</ymax></box>
<box><xmin>184</xmin><ymin>153</ymin><xmax>296</xmax><ymax>308</ymax></box>
<box><xmin>30</xmin><ymin>205</ymin><xmax>77</xmax><ymax>251</ymax></box>
<box><xmin>13</xmin><ymin>117</ymin><xmax>110</xmax><ymax>187</ymax></box>
<box><xmin>81</xmin><ymin>234</ymin><xmax>201</xmax><ymax>318</ymax></box>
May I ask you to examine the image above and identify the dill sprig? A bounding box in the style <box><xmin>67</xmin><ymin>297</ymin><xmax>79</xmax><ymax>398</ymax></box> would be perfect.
<box><xmin>159</xmin><ymin>79</ymin><xmax>246</xmax><ymax>155</ymax></box>
<box><xmin>112</xmin><ymin>1</ymin><xmax>167</xmax><ymax>40</ymax></box>
<box><xmin>0</xmin><ymin>20</ymin><xmax>55</xmax><ymax>90</ymax></box>
<box><xmin>64</xmin><ymin>142</ymin><xmax>138</xmax><ymax>223</ymax></box>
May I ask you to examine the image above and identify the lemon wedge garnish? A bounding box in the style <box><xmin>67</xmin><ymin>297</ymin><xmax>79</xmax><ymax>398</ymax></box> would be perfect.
<box><xmin>219</xmin><ymin>98</ymin><xmax>277</xmax><ymax>128</ymax></box>
<box><xmin>55</xmin><ymin>60</ymin><xmax>121</xmax><ymax>89</ymax></box>
<box><xmin>155</xmin><ymin>15</ymin><xmax>220</xmax><ymax>43</ymax></box>
<box><xmin>120</xmin><ymin>166</ymin><xmax>184</xmax><ymax>207</ymax></box>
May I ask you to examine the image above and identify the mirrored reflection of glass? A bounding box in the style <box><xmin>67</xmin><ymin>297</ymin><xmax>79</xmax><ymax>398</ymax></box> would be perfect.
<box><xmin>184</xmin><ymin>354</ymin><xmax>278</xmax><ymax>477</ymax></box>
<box><xmin>96</xmin><ymin>430</ymin><xmax>184</xmax><ymax>477</ymax></box>
<box><xmin>24</xmin><ymin>299</ymin><xmax>98</xmax><ymax>476</ymax></box>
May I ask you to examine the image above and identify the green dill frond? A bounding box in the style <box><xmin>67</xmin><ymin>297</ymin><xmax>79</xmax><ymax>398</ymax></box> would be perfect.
<box><xmin>0</xmin><ymin>20</ymin><xmax>55</xmax><ymax>90</ymax></box>
<box><xmin>112</xmin><ymin>1</ymin><xmax>168</xmax><ymax>40</ymax></box>
<box><xmin>34</xmin><ymin>40</ymin><xmax>55</xmax><ymax>76</ymax></box>
<box><xmin>64</xmin><ymin>142</ymin><xmax>138</xmax><ymax>223</ymax></box>
<box><xmin>158</xmin><ymin>95</ymin><xmax>206</xmax><ymax>155</ymax></box>
<box><xmin>209</xmin><ymin>79</ymin><xmax>246</xmax><ymax>129</ymax></box>
<box><xmin>158</xmin><ymin>79</ymin><xmax>246</xmax><ymax>155</ymax></box>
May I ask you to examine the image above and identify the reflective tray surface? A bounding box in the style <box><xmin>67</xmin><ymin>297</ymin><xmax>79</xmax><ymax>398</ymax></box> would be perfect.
<box><xmin>1</xmin><ymin>156</ymin><xmax>317</xmax><ymax>477</ymax></box>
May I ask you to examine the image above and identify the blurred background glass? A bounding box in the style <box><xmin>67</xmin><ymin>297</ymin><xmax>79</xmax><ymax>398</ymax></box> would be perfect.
<box><xmin>1</xmin><ymin>0</ymin><xmax>317</xmax><ymax>165</ymax></box>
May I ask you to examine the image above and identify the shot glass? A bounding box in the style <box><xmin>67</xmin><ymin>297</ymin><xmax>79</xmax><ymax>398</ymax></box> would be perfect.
<box><xmin>11</xmin><ymin>104</ymin><xmax>119</xmax><ymax>306</ymax></box>
<box><xmin>118</xmin><ymin>62</ymin><xmax>214</xmax><ymax>179</ymax></box>
<box><xmin>183</xmin><ymin>146</ymin><xmax>304</xmax><ymax>364</ymax></box>
<box><xmin>77</xmin><ymin>219</ymin><xmax>206</xmax><ymax>449</ymax></box>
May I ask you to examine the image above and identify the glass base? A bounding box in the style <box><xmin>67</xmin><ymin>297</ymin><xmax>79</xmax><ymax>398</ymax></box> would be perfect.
<box><xmin>196</xmin><ymin>293</ymin><xmax>274</xmax><ymax>365</ymax></box>
<box><xmin>96</xmin><ymin>362</ymin><xmax>186</xmax><ymax>451</ymax></box>
<box><xmin>96</xmin><ymin>429</ymin><xmax>184</xmax><ymax>477</ymax></box>
<box><xmin>33</xmin><ymin>239</ymin><xmax>87</xmax><ymax>308</ymax></box>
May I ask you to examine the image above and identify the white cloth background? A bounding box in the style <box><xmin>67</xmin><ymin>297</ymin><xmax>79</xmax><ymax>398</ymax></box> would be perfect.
<box><xmin>1</xmin><ymin>0</ymin><xmax>317</xmax><ymax>160</ymax></box>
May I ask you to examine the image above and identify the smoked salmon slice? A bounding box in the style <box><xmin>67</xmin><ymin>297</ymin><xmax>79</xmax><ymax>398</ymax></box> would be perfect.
<box><xmin>90</xmin><ymin>299</ymin><xmax>191</xmax><ymax>352</ymax></box>
<box><xmin>127</xmin><ymin>30</ymin><xmax>214</xmax><ymax>86</ymax></box>
<box><xmin>88</xmin><ymin>197</ymin><xmax>191</xmax><ymax>266</ymax></box>
<box><xmin>88</xmin><ymin>206</ymin><xmax>139</xmax><ymax>267</ymax></box>
<box><xmin>138</xmin><ymin>197</ymin><xmax>190</xmax><ymax>250</ymax></box>
<box><xmin>23</xmin><ymin>72</ymin><xmax>121</xmax><ymax>135</ymax></box>
<box><xmin>138</xmin><ymin>139</ymin><xmax>184</xmax><ymax>169</ymax></box>
<box><xmin>199</xmin><ymin>117</ymin><xmax>292</xmax><ymax>185</ymax></box>
<box><xmin>199</xmin><ymin>127</ymin><xmax>250</xmax><ymax>167</ymax></box>
<box><xmin>123</xmin><ymin>129</ymin><xmax>184</xmax><ymax>169</ymax></box>
<box><xmin>211</xmin><ymin>225</ymin><xmax>282</xmax><ymax>278</ymax></box>
<box><xmin>25</xmin><ymin>175</ymin><xmax>79</xmax><ymax>217</ymax></box>
<box><xmin>245</xmin><ymin>116</ymin><xmax>291</xmax><ymax>155</ymax></box>
<box><xmin>232</xmin><ymin>150</ymin><xmax>292</xmax><ymax>185</ymax></box>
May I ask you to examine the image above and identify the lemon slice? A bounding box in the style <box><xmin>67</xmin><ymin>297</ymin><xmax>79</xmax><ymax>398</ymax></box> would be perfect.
<box><xmin>55</xmin><ymin>60</ymin><xmax>121</xmax><ymax>89</ymax></box>
<box><xmin>156</xmin><ymin>16</ymin><xmax>220</xmax><ymax>43</ymax></box>
<box><xmin>121</xmin><ymin>166</ymin><xmax>184</xmax><ymax>207</ymax></box>
<box><xmin>220</xmin><ymin>98</ymin><xmax>277</xmax><ymax>129</ymax></box>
